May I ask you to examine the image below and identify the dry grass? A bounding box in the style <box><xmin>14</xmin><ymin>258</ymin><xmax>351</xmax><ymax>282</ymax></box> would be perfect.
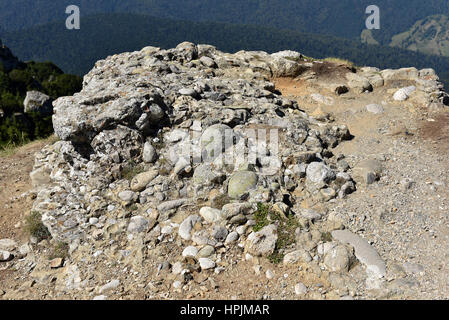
<box><xmin>0</xmin><ymin>135</ymin><xmax>58</xmax><ymax>157</ymax></box>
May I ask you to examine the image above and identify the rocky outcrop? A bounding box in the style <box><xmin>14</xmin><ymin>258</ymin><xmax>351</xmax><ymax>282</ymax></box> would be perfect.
<box><xmin>23</xmin><ymin>91</ymin><xmax>53</xmax><ymax>115</ymax></box>
<box><xmin>20</xmin><ymin>41</ymin><xmax>449</xmax><ymax>299</ymax></box>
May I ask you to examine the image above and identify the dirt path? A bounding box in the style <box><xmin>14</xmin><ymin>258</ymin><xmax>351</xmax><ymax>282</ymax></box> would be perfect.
<box><xmin>274</xmin><ymin>77</ymin><xmax>449</xmax><ymax>299</ymax></box>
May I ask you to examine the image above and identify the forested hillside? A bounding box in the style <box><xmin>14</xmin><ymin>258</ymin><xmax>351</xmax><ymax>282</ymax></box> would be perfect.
<box><xmin>2</xmin><ymin>0</ymin><xmax>449</xmax><ymax>44</ymax></box>
<box><xmin>3</xmin><ymin>14</ymin><xmax>449</xmax><ymax>86</ymax></box>
<box><xmin>0</xmin><ymin>51</ymin><xmax>82</xmax><ymax>147</ymax></box>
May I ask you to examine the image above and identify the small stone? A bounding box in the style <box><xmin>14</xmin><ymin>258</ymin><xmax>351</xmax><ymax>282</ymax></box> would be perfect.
<box><xmin>50</xmin><ymin>258</ymin><xmax>64</xmax><ymax>269</ymax></box>
<box><xmin>0</xmin><ymin>239</ymin><xmax>17</xmax><ymax>251</ymax></box>
<box><xmin>130</xmin><ymin>170</ymin><xmax>158</xmax><ymax>192</ymax></box>
<box><xmin>283</xmin><ymin>249</ymin><xmax>312</xmax><ymax>264</ymax></box>
<box><xmin>118</xmin><ymin>190</ymin><xmax>138</xmax><ymax>203</ymax></box>
<box><xmin>0</xmin><ymin>250</ymin><xmax>12</xmax><ymax>262</ymax></box>
<box><xmin>211</xmin><ymin>225</ymin><xmax>228</xmax><ymax>242</ymax></box>
<box><xmin>306</xmin><ymin>162</ymin><xmax>335</xmax><ymax>184</ymax></box>
<box><xmin>199</xmin><ymin>258</ymin><xmax>216</xmax><ymax>270</ymax></box>
<box><xmin>127</xmin><ymin>216</ymin><xmax>149</xmax><ymax>233</ymax></box>
<box><xmin>246</xmin><ymin>224</ymin><xmax>277</xmax><ymax>256</ymax></box>
<box><xmin>143</xmin><ymin>142</ymin><xmax>157</xmax><ymax>163</ymax></box>
<box><xmin>225</xmin><ymin>231</ymin><xmax>239</xmax><ymax>244</ymax></box>
<box><xmin>295</xmin><ymin>282</ymin><xmax>308</xmax><ymax>295</ymax></box>
<box><xmin>199</xmin><ymin>207</ymin><xmax>224</xmax><ymax>223</ymax></box>
<box><xmin>178</xmin><ymin>215</ymin><xmax>202</xmax><ymax>241</ymax></box>
<box><xmin>93</xmin><ymin>295</ymin><xmax>107</xmax><ymax>300</ymax></box>
<box><xmin>366</xmin><ymin>104</ymin><xmax>384</xmax><ymax>114</ymax></box>
<box><xmin>198</xmin><ymin>245</ymin><xmax>215</xmax><ymax>258</ymax></box>
<box><xmin>172</xmin><ymin>262</ymin><xmax>184</xmax><ymax>275</ymax></box>
<box><xmin>99</xmin><ymin>279</ymin><xmax>120</xmax><ymax>294</ymax></box>
<box><xmin>323</xmin><ymin>245</ymin><xmax>352</xmax><ymax>272</ymax></box>
<box><xmin>228</xmin><ymin>171</ymin><xmax>258</xmax><ymax>199</ymax></box>
<box><xmin>266</xmin><ymin>270</ymin><xmax>275</xmax><ymax>280</ymax></box>
<box><xmin>182</xmin><ymin>246</ymin><xmax>199</xmax><ymax>258</ymax></box>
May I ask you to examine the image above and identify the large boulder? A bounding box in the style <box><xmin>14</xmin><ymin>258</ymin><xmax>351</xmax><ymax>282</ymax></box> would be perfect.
<box><xmin>228</xmin><ymin>171</ymin><xmax>258</xmax><ymax>199</ymax></box>
<box><xmin>24</xmin><ymin>91</ymin><xmax>53</xmax><ymax>115</ymax></box>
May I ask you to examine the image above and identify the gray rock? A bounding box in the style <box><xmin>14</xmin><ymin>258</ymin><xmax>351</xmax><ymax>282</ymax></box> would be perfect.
<box><xmin>323</xmin><ymin>245</ymin><xmax>352</xmax><ymax>272</ymax></box>
<box><xmin>225</xmin><ymin>231</ymin><xmax>239</xmax><ymax>244</ymax></box>
<box><xmin>198</xmin><ymin>245</ymin><xmax>215</xmax><ymax>258</ymax></box>
<box><xmin>127</xmin><ymin>216</ymin><xmax>149</xmax><ymax>233</ymax></box>
<box><xmin>130</xmin><ymin>170</ymin><xmax>158</xmax><ymax>192</ymax></box>
<box><xmin>182</xmin><ymin>246</ymin><xmax>198</xmax><ymax>257</ymax></box>
<box><xmin>157</xmin><ymin>199</ymin><xmax>188</xmax><ymax>212</ymax></box>
<box><xmin>352</xmin><ymin>159</ymin><xmax>382</xmax><ymax>185</ymax></box>
<box><xmin>199</xmin><ymin>258</ymin><xmax>216</xmax><ymax>270</ymax></box>
<box><xmin>24</xmin><ymin>91</ymin><xmax>53</xmax><ymax>115</ymax></box>
<box><xmin>118</xmin><ymin>190</ymin><xmax>138</xmax><ymax>204</ymax></box>
<box><xmin>345</xmin><ymin>72</ymin><xmax>373</xmax><ymax>93</ymax></box>
<box><xmin>192</xmin><ymin>164</ymin><xmax>225</xmax><ymax>186</ymax></box>
<box><xmin>294</xmin><ymin>282</ymin><xmax>308</xmax><ymax>295</ymax></box>
<box><xmin>283</xmin><ymin>249</ymin><xmax>312</xmax><ymax>264</ymax></box>
<box><xmin>0</xmin><ymin>239</ymin><xmax>17</xmax><ymax>251</ymax></box>
<box><xmin>246</xmin><ymin>224</ymin><xmax>277</xmax><ymax>256</ymax></box>
<box><xmin>143</xmin><ymin>142</ymin><xmax>157</xmax><ymax>163</ymax></box>
<box><xmin>200</xmin><ymin>124</ymin><xmax>234</xmax><ymax>161</ymax></box>
<box><xmin>99</xmin><ymin>279</ymin><xmax>120</xmax><ymax>293</ymax></box>
<box><xmin>393</xmin><ymin>86</ymin><xmax>416</xmax><ymax>101</ymax></box>
<box><xmin>0</xmin><ymin>250</ymin><xmax>12</xmax><ymax>262</ymax></box>
<box><xmin>228</xmin><ymin>171</ymin><xmax>258</xmax><ymax>199</ymax></box>
<box><xmin>306</xmin><ymin>162</ymin><xmax>335</xmax><ymax>184</ymax></box>
<box><xmin>211</xmin><ymin>225</ymin><xmax>228</xmax><ymax>242</ymax></box>
<box><xmin>199</xmin><ymin>207</ymin><xmax>224</xmax><ymax>223</ymax></box>
<box><xmin>332</xmin><ymin>229</ymin><xmax>386</xmax><ymax>278</ymax></box>
<box><xmin>366</xmin><ymin>104</ymin><xmax>384</xmax><ymax>114</ymax></box>
<box><xmin>178</xmin><ymin>215</ymin><xmax>202</xmax><ymax>241</ymax></box>
<box><xmin>200</xmin><ymin>56</ymin><xmax>217</xmax><ymax>68</ymax></box>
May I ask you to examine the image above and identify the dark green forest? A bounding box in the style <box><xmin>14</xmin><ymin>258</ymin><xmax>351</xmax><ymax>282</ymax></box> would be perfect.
<box><xmin>3</xmin><ymin>0</ymin><xmax>449</xmax><ymax>45</ymax></box>
<box><xmin>0</xmin><ymin>60</ymin><xmax>82</xmax><ymax>147</ymax></box>
<box><xmin>3</xmin><ymin>13</ymin><xmax>449</xmax><ymax>86</ymax></box>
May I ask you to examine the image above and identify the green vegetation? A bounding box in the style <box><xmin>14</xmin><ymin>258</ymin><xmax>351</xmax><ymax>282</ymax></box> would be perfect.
<box><xmin>4</xmin><ymin>13</ymin><xmax>449</xmax><ymax>88</ymax></box>
<box><xmin>253</xmin><ymin>202</ymin><xmax>301</xmax><ymax>264</ymax></box>
<box><xmin>0</xmin><ymin>60</ymin><xmax>82</xmax><ymax>147</ymax></box>
<box><xmin>49</xmin><ymin>241</ymin><xmax>69</xmax><ymax>260</ymax></box>
<box><xmin>24</xmin><ymin>211</ymin><xmax>51</xmax><ymax>241</ymax></box>
<box><xmin>121</xmin><ymin>160</ymin><xmax>145</xmax><ymax>180</ymax></box>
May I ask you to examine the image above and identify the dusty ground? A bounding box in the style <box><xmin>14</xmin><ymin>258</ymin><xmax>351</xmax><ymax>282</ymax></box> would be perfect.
<box><xmin>1</xmin><ymin>71</ymin><xmax>449</xmax><ymax>300</ymax></box>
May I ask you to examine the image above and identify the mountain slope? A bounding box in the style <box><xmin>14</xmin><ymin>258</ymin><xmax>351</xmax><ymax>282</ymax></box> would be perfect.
<box><xmin>390</xmin><ymin>15</ymin><xmax>449</xmax><ymax>56</ymax></box>
<box><xmin>2</xmin><ymin>0</ymin><xmax>449</xmax><ymax>44</ymax></box>
<box><xmin>3</xmin><ymin>13</ymin><xmax>449</xmax><ymax>87</ymax></box>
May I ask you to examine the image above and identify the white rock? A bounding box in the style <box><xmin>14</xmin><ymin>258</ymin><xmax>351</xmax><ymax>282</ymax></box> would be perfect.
<box><xmin>225</xmin><ymin>231</ymin><xmax>239</xmax><ymax>244</ymax></box>
<box><xmin>0</xmin><ymin>239</ymin><xmax>17</xmax><ymax>251</ymax></box>
<box><xmin>182</xmin><ymin>246</ymin><xmax>198</xmax><ymax>258</ymax></box>
<box><xmin>199</xmin><ymin>207</ymin><xmax>223</xmax><ymax>223</ymax></box>
<box><xmin>99</xmin><ymin>279</ymin><xmax>120</xmax><ymax>293</ymax></box>
<box><xmin>295</xmin><ymin>282</ymin><xmax>308</xmax><ymax>295</ymax></box>
<box><xmin>178</xmin><ymin>215</ymin><xmax>202</xmax><ymax>240</ymax></box>
<box><xmin>332</xmin><ymin>229</ymin><xmax>386</xmax><ymax>278</ymax></box>
<box><xmin>199</xmin><ymin>258</ymin><xmax>216</xmax><ymax>270</ymax></box>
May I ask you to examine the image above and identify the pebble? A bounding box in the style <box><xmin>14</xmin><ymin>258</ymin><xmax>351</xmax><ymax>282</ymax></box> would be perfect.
<box><xmin>99</xmin><ymin>279</ymin><xmax>120</xmax><ymax>293</ymax></box>
<box><xmin>199</xmin><ymin>258</ymin><xmax>216</xmax><ymax>270</ymax></box>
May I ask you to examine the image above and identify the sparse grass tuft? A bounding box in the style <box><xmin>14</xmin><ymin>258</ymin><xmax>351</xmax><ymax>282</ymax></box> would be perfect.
<box><xmin>24</xmin><ymin>211</ymin><xmax>51</xmax><ymax>241</ymax></box>
<box><xmin>323</xmin><ymin>57</ymin><xmax>355</xmax><ymax>67</ymax></box>
<box><xmin>253</xmin><ymin>202</ymin><xmax>301</xmax><ymax>264</ymax></box>
<box><xmin>49</xmin><ymin>241</ymin><xmax>69</xmax><ymax>260</ymax></box>
<box><xmin>321</xmin><ymin>231</ymin><xmax>333</xmax><ymax>242</ymax></box>
<box><xmin>121</xmin><ymin>160</ymin><xmax>145</xmax><ymax>180</ymax></box>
